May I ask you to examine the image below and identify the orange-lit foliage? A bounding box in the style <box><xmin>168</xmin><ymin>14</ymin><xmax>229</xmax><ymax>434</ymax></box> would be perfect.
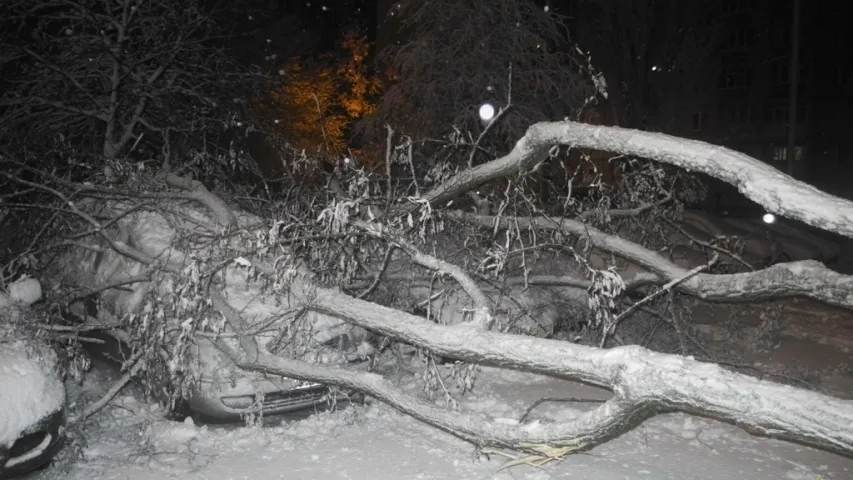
<box><xmin>273</xmin><ymin>61</ymin><xmax>348</xmax><ymax>156</ymax></box>
<box><xmin>256</xmin><ymin>28</ymin><xmax>382</xmax><ymax>173</ymax></box>
<box><xmin>338</xmin><ymin>29</ymin><xmax>383</xmax><ymax>120</ymax></box>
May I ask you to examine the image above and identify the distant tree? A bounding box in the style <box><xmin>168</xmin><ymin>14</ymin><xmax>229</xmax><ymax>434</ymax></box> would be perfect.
<box><xmin>376</xmin><ymin>0</ymin><xmax>597</xmax><ymax>158</ymax></box>
<box><xmin>270</xmin><ymin>60</ymin><xmax>350</xmax><ymax>156</ymax></box>
<box><xmin>338</xmin><ymin>29</ymin><xmax>383</xmax><ymax>122</ymax></box>
<box><xmin>574</xmin><ymin>0</ymin><xmax>723</xmax><ymax>131</ymax></box>
<box><xmin>0</xmin><ymin>0</ymin><xmax>262</xmax><ymax>168</ymax></box>
<box><xmin>253</xmin><ymin>28</ymin><xmax>382</xmax><ymax>170</ymax></box>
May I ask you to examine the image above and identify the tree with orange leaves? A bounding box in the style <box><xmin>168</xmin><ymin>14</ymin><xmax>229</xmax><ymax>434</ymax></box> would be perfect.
<box><xmin>257</xmin><ymin>27</ymin><xmax>382</xmax><ymax>167</ymax></box>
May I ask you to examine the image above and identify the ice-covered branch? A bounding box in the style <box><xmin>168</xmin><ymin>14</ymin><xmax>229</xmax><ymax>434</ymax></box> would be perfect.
<box><xmin>452</xmin><ymin>211</ymin><xmax>853</xmax><ymax>310</ymax></box>
<box><xmin>410</xmin><ymin>122</ymin><xmax>853</xmax><ymax>238</ymax></box>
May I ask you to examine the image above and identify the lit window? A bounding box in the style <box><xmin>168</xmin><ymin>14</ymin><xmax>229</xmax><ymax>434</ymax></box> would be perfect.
<box><xmin>772</xmin><ymin>146</ymin><xmax>805</xmax><ymax>163</ymax></box>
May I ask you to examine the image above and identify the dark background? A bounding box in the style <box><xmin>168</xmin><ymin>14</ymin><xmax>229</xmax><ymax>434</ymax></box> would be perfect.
<box><xmin>279</xmin><ymin>0</ymin><xmax>851</xmax><ymax>201</ymax></box>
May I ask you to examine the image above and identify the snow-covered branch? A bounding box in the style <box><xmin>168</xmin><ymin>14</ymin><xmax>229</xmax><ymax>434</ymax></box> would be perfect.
<box><xmin>410</xmin><ymin>121</ymin><xmax>853</xmax><ymax>238</ymax></box>
<box><xmin>157</xmin><ymin>172</ymin><xmax>238</xmax><ymax>229</ymax></box>
<box><xmin>225</xmin><ymin>275</ymin><xmax>853</xmax><ymax>458</ymax></box>
<box><xmin>451</xmin><ymin>211</ymin><xmax>853</xmax><ymax>310</ymax></box>
<box><xmin>352</xmin><ymin>220</ymin><xmax>492</xmax><ymax>328</ymax></box>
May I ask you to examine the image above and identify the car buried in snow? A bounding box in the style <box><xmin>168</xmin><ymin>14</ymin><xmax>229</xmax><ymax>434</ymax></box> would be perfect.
<box><xmin>1</xmin><ymin>278</ymin><xmax>66</xmax><ymax>479</ymax></box>
<box><xmin>77</xmin><ymin>321</ymin><xmax>368</xmax><ymax>424</ymax></box>
<box><xmin>49</xmin><ymin>200</ymin><xmax>372</xmax><ymax>424</ymax></box>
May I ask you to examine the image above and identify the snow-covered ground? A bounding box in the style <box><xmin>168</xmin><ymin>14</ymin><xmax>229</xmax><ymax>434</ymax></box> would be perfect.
<box><xmin>28</xmin><ymin>363</ymin><xmax>853</xmax><ymax>480</ymax></box>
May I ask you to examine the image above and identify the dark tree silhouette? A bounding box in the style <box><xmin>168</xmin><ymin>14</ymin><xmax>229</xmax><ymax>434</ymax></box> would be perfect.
<box><xmin>574</xmin><ymin>0</ymin><xmax>722</xmax><ymax>131</ymax></box>
<box><xmin>376</xmin><ymin>0</ymin><xmax>597</xmax><ymax>154</ymax></box>
<box><xmin>0</xmin><ymin>0</ymin><xmax>262</xmax><ymax>164</ymax></box>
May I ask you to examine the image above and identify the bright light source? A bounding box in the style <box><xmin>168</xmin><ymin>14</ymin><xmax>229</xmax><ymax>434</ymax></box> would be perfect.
<box><xmin>479</xmin><ymin>103</ymin><xmax>495</xmax><ymax>121</ymax></box>
<box><xmin>762</xmin><ymin>213</ymin><xmax>776</xmax><ymax>224</ymax></box>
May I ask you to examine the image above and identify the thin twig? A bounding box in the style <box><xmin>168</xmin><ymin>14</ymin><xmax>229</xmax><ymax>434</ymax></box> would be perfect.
<box><xmin>577</xmin><ymin>194</ymin><xmax>672</xmax><ymax>222</ymax></box>
<box><xmin>405</xmin><ymin>138</ymin><xmax>419</xmax><ymax>197</ymax></box>
<box><xmin>69</xmin><ymin>357</ymin><xmax>145</xmax><ymax>425</ymax></box>
<box><xmin>36</xmin><ymin>323</ymin><xmax>122</xmax><ymax>332</ymax></box>
<box><xmin>661</xmin><ymin>216</ymin><xmax>754</xmax><ymax>271</ymax></box>
<box><xmin>467</xmin><ymin>63</ymin><xmax>513</xmax><ymax>169</ymax></box>
<box><xmin>357</xmin><ymin>245</ymin><xmax>396</xmax><ymax>299</ymax></box>
<box><xmin>600</xmin><ymin>254</ymin><xmax>718</xmax><ymax>347</ymax></box>
<box><xmin>385</xmin><ymin>125</ymin><xmax>394</xmax><ymax>207</ymax></box>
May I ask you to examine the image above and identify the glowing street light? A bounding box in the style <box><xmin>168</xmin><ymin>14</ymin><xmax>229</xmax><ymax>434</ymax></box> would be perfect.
<box><xmin>762</xmin><ymin>213</ymin><xmax>776</xmax><ymax>224</ymax></box>
<box><xmin>479</xmin><ymin>103</ymin><xmax>495</xmax><ymax>122</ymax></box>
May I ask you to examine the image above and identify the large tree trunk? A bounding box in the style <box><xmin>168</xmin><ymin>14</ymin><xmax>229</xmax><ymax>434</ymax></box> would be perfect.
<box><xmin>393</xmin><ymin>122</ymin><xmax>853</xmax><ymax>238</ymax></box>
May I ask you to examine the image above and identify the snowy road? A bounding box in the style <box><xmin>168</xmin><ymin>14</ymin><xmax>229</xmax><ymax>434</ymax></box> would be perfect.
<box><xmin>30</xmin><ymin>367</ymin><xmax>853</xmax><ymax>480</ymax></box>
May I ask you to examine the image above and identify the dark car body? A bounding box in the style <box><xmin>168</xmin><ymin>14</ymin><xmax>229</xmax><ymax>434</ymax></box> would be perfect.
<box><xmin>43</xmin><ymin>198</ymin><xmax>373</xmax><ymax>424</ymax></box>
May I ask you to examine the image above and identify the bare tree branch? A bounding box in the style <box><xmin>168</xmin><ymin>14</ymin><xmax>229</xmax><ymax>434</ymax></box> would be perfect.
<box><xmin>352</xmin><ymin>220</ymin><xmax>492</xmax><ymax>328</ymax></box>
<box><xmin>452</xmin><ymin>211</ymin><xmax>853</xmax><ymax>310</ymax></box>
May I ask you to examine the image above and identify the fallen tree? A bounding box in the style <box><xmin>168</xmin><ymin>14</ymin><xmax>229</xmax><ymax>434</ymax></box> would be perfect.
<box><xmin>216</xmin><ymin>122</ymin><xmax>853</xmax><ymax>458</ymax></box>
<box><xmin>6</xmin><ymin>120</ymin><xmax>853</xmax><ymax>464</ymax></box>
<box><xmin>4</xmin><ymin>0</ymin><xmax>851</xmax><ymax>466</ymax></box>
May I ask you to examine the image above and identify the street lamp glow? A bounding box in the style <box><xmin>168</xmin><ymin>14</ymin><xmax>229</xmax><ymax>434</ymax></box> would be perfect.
<box><xmin>479</xmin><ymin>103</ymin><xmax>495</xmax><ymax>121</ymax></box>
<box><xmin>762</xmin><ymin>213</ymin><xmax>776</xmax><ymax>224</ymax></box>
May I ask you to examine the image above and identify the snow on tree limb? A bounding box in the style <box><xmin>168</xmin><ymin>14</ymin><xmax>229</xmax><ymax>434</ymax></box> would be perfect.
<box><xmin>408</xmin><ymin>121</ymin><xmax>853</xmax><ymax>238</ymax></box>
<box><xmin>537</xmin><ymin>122</ymin><xmax>853</xmax><ymax>237</ymax></box>
<box><xmin>351</xmin><ymin>220</ymin><xmax>493</xmax><ymax>328</ymax></box>
<box><xmin>222</xmin><ymin>276</ymin><xmax>853</xmax><ymax>457</ymax></box>
<box><xmin>452</xmin><ymin>211</ymin><xmax>853</xmax><ymax>310</ymax></box>
<box><xmin>157</xmin><ymin>172</ymin><xmax>238</xmax><ymax>229</ymax></box>
<box><xmin>31</xmin><ymin>138</ymin><xmax>853</xmax><ymax>461</ymax></box>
